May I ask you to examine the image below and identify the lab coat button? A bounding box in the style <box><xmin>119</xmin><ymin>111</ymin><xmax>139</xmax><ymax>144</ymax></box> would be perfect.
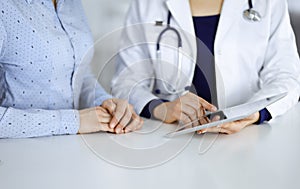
<box><xmin>217</xmin><ymin>50</ymin><xmax>222</xmax><ymax>55</ymax></box>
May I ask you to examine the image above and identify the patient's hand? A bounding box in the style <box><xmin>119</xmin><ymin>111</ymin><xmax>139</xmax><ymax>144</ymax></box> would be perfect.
<box><xmin>78</xmin><ymin>106</ymin><xmax>114</xmax><ymax>134</ymax></box>
<box><xmin>78</xmin><ymin>99</ymin><xmax>144</xmax><ymax>134</ymax></box>
<box><xmin>101</xmin><ymin>99</ymin><xmax>143</xmax><ymax>134</ymax></box>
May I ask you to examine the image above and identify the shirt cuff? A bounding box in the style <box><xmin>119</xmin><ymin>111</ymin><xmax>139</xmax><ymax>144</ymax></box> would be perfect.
<box><xmin>255</xmin><ymin>108</ymin><xmax>272</xmax><ymax>125</ymax></box>
<box><xmin>140</xmin><ymin>99</ymin><xmax>169</xmax><ymax>119</ymax></box>
<box><xmin>57</xmin><ymin>110</ymin><xmax>80</xmax><ymax>135</ymax></box>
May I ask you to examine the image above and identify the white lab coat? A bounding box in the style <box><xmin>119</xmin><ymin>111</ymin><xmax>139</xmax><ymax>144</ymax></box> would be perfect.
<box><xmin>112</xmin><ymin>0</ymin><xmax>300</xmax><ymax>119</ymax></box>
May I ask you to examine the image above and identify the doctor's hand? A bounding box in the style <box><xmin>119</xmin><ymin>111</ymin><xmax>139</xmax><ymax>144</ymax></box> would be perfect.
<box><xmin>78</xmin><ymin>106</ymin><xmax>114</xmax><ymax>134</ymax></box>
<box><xmin>197</xmin><ymin>112</ymin><xmax>260</xmax><ymax>135</ymax></box>
<box><xmin>101</xmin><ymin>98</ymin><xmax>144</xmax><ymax>134</ymax></box>
<box><xmin>153</xmin><ymin>92</ymin><xmax>217</xmax><ymax>126</ymax></box>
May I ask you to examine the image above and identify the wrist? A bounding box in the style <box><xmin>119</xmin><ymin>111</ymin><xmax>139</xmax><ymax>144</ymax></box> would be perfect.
<box><xmin>153</xmin><ymin>102</ymin><xmax>169</xmax><ymax>121</ymax></box>
<box><xmin>141</xmin><ymin>99</ymin><xmax>169</xmax><ymax>119</ymax></box>
<box><xmin>77</xmin><ymin>109</ymin><xmax>89</xmax><ymax>134</ymax></box>
<box><xmin>251</xmin><ymin>112</ymin><xmax>260</xmax><ymax>124</ymax></box>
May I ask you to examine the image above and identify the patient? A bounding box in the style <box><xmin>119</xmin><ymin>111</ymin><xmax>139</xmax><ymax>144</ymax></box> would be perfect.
<box><xmin>0</xmin><ymin>0</ymin><xmax>143</xmax><ymax>138</ymax></box>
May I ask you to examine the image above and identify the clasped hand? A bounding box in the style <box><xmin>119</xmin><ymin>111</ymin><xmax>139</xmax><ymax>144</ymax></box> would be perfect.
<box><xmin>78</xmin><ymin>99</ymin><xmax>143</xmax><ymax>134</ymax></box>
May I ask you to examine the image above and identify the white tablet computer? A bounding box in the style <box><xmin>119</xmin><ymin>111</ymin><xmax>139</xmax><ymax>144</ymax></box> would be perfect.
<box><xmin>165</xmin><ymin>92</ymin><xmax>287</xmax><ymax>138</ymax></box>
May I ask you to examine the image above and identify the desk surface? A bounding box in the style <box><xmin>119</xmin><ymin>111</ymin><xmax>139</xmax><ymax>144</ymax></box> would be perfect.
<box><xmin>1</xmin><ymin>104</ymin><xmax>300</xmax><ymax>189</ymax></box>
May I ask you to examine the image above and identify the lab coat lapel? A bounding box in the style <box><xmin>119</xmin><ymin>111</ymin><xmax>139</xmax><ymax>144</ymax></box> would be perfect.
<box><xmin>165</xmin><ymin>0</ymin><xmax>197</xmax><ymax>86</ymax></box>
<box><xmin>165</xmin><ymin>0</ymin><xmax>195</xmax><ymax>36</ymax></box>
<box><xmin>214</xmin><ymin>0</ymin><xmax>248</xmax><ymax>108</ymax></box>
<box><xmin>215</xmin><ymin>0</ymin><xmax>248</xmax><ymax>49</ymax></box>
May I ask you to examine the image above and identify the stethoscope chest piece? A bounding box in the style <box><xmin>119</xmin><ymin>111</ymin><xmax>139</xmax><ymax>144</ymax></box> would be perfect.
<box><xmin>243</xmin><ymin>8</ymin><xmax>262</xmax><ymax>22</ymax></box>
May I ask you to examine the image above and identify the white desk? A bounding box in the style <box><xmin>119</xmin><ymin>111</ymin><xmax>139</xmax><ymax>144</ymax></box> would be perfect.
<box><xmin>1</xmin><ymin>103</ymin><xmax>300</xmax><ymax>189</ymax></box>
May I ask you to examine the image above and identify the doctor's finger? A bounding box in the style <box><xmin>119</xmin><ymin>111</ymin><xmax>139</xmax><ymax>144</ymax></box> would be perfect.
<box><xmin>194</xmin><ymin>105</ymin><xmax>206</xmax><ymax>126</ymax></box>
<box><xmin>198</xmin><ymin>97</ymin><xmax>218</xmax><ymax>112</ymax></box>
<box><xmin>96</xmin><ymin>108</ymin><xmax>112</xmax><ymax>122</ymax></box>
<box><xmin>198</xmin><ymin>126</ymin><xmax>231</xmax><ymax>134</ymax></box>
<box><xmin>177</xmin><ymin>112</ymin><xmax>192</xmax><ymax>125</ymax></box>
<box><xmin>183</xmin><ymin>99</ymin><xmax>204</xmax><ymax>119</ymax></box>
<box><xmin>219</xmin><ymin>121</ymin><xmax>249</xmax><ymax>134</ymax></box>
<box><xmin>198</xmin><ymin>115</ymin><xmax>207</xmax><ymax>126</ymax></box>
<box><xmin>99</xmin><ymin>123</ymin><xmax>115</xmax><ymax>133</ymax></box>
<box><xmin>124</xmin><ymin>114</ymin><xmax>143</xmax><ymax>133</ymax></box>
<box><xmin>182</xmin><ymin>105</ymin><xmax>199</xmax><ymax>126</ymax></box>
<box><xmin>114</xmin><ymin>107</ymin><xmax>132</xmax><ymax>134</ymax></box>
<box><xmin>109</xmin><ymin>101</ymin><xmax>128</xmax><ymax>129</ymax></box>
<box><xmin>183</xmin><ymin>95</ymin><xmax>215</xmax><ymax>115</ymax></box>
<box><xmin>131</xmin><ymin>108</ymin><xmax>144</xmax><ymax>130</ymax></box>
<box><xmin>102</xmin><ymin>99</ymin><xmax>117</xmax><ymax>114</ymax></box>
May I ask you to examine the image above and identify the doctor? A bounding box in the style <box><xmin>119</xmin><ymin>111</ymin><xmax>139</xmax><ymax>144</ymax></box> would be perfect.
<box><xmin>112</xmin><ymin>0</ymin><xmax>300</xmax><ymax>134</ymax></box>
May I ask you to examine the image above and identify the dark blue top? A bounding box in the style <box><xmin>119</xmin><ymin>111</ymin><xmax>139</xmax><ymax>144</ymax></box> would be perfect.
<box><xmin>141</xmin><ymin>15</ymin><xmax>271</xmax><ymax>124</ymax></box>
<box><xmin>191</xmin><ymin>15</ymin><xmax>219</xmax><ymax>105</ymax></box>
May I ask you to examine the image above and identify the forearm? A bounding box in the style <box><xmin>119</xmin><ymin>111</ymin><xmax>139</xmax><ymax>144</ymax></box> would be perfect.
<box><xmin>0</xmin><ymin>107</ymin><xmax>80</xmax><ymax>138</ymax></box>
<box><xmin>80</xmin><ymin>72</ymin><xmax>112</xmax><ymax>109</ymax></box>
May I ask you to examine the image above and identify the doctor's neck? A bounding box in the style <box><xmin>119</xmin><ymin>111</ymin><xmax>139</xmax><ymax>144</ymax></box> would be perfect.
<box><xmin>189</xmin><ymin>0</ymin><xmax>224</xmax><ymax>16</ymax></box>
<box><xmin>52</xmin><ymin>0</ymin><xmax>57</xmax><ymax>9</ymax></box>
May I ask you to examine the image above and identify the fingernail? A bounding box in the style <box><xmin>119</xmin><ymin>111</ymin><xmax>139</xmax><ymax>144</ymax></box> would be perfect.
<box><xmin>110</xmin><ymin>122</ymin><xmax>116</xmax><ymax>129</ymax></box>
<box><xmin>116</xmin><ymin>128</ymin><xmax>120</xmax><ymax>134</ymax></box>
<box><xmin>197</xmin><ymin>131</ymin><xmax>202</xmax><ymax>134</ymax></box>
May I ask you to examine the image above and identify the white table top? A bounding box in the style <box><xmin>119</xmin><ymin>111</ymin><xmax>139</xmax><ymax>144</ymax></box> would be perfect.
<box><xmin>1</xmin><ymin>103</ymin><xmax>300</xmax><ymax>189</ymax></box>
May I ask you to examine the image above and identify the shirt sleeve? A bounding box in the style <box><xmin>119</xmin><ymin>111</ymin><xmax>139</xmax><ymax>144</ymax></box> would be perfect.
<box><xmin>0</xmin><ymin>107</ymin><xmax>80</xmax><ymax>139</ymax></box>
<box><xmin>0</xmin><ymin>18</ymin><xmax>6</xmax><ymax>59</ymax></box>
<box><xmin>79</xmin><ymin>63</ymin><xmax>112</xmax><ymax>109</ymax></box>
<box><xmin>255</xmin><ymin>108</ymin><xmax>272</xmax><ymax>125</ymax></box>
<box><xmin>74</xmin><ymin>0</ymin><xmax>112</xmax><ymax>109</ymax></box>
<box><xmin>111</xmin><ymin>0</ymin><xmax>159</xmax><ymax>114</ymax></box>
<box><xmin>248</xmin><ymin>0</ymin><xmax>300</xmax><ymax>119</ymax></box>
<box><xmin>140</xmin><ymin>99</ymin><xmax>169</xmax><ymax>119</ymax></box>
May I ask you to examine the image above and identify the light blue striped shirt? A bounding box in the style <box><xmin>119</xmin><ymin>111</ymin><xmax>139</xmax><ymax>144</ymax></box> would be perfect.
<box><xmin>0</xmin><ymin>0</ymin><xmax>111</xmax><ymax>138</ymax></box>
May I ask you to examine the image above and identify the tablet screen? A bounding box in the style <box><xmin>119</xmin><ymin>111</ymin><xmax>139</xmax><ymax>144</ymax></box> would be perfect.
<box><xmin>206</xmin><ymin>110</ymin><xmax>227</xmax><ymax>122</ymax></box>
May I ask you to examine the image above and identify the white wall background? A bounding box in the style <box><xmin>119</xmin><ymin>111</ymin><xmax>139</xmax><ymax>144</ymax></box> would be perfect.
<box><xmin>82</xmin><ymin>0</ymin><xmax>131</xmax><ymax>40</ymax></box>
<box><xmin>82</xmin><ymin>0</ymin><xmax>300</xmax><ymax>92</ymax></box>
<box><xmin>82</xmin><ymin>0</ymin><xmax>131</xmax><ymax>92</ymax></box>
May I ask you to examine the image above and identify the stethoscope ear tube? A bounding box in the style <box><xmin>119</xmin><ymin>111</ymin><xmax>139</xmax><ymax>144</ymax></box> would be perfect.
<box><xmin>156</xmin><ymin>27</ymin><xmax>183</xmax><ymax>51</ymax></box>
<box><xmin>155</xmin><ymin>12</ymin><xmax>185</xmax><ymax>95</ymax></box>
<box><xmin>156</xmin><ymin>12</ymin><xmax>182</xmax><ymax>51</ymax></box>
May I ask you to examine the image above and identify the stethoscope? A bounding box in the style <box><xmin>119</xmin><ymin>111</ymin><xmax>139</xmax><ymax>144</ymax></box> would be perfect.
<box><xmin>155</xmin><ymin>0</ymin><xmax>261</xmax><ymax>95</ymax></box>
<box><xmin>243</xmin><ymin>0</ymin><xmax>262</xmax><ymax>22</ymax></box>
<box><xmin>156</xmin><ymin>12</ymin><xmax>186</xmax><ymax>95</ymax></box>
